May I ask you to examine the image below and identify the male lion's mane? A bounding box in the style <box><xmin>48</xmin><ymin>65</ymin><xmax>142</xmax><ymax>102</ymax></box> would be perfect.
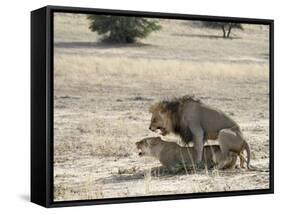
<box><xmin>149</xmin><ymin>95</ymin><xmax>201</xmax><ymax>143</ymax></box>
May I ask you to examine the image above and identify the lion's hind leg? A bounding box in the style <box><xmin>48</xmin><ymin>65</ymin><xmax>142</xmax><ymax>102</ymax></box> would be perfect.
<box><xmin>217</xmin><ymin>154</ymin><xmax>237</xmax><ymax>170</ymax></box>
<box><xmin>239</xmin><ymin>153</ymin><xmax>247</xmax><ymax>168</ymax></box>
<box><xmin>218</xmin><ymin>128</ymin><xmax>243</xmax><ymax>170</ymax></box>
<box><xmin>224</xmin><ymin>152</ymin><xmax>238</xmax><ymax>169</ymax></box>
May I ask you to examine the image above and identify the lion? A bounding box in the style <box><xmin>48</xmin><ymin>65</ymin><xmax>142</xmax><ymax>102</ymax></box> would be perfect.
<box><xmin>149</xmin><ymin>95</ymin><xmax>251</xmax><ymax>169</ymax></box>
<box><xmin>136</xmin><ymin>137</ymin><xmax>244</xmax><ymax>172</ymax></box>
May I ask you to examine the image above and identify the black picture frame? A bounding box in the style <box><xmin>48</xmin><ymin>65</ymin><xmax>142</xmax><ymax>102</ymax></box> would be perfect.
<box><xmin>31</xmin><ymin>5</ymin><xmax>274</xmax><ymax>208</ymax></box>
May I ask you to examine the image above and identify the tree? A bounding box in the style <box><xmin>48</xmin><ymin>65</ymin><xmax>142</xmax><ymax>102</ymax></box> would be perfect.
<box><xmin>87</xmin><ymin>15</ymin><xmax>161</xmax><ymax>43</ymax></box>
<box><xmin>202</xmin><ymin>22</ymin><xmax>243</xmax><ymax>38</ymax></box>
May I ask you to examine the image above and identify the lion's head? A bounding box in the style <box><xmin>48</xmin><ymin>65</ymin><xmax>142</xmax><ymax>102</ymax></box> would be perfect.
<box><xmin>148</xmin><ymin>102</ymin><xmax>174</xmax><ymax>136</ymax></box>
<box><xmin>148</xmin><ymin>96</ymin><xmax>199</xmax><ymax>137</ymax></box>
<box><xmin>135</xmin><ymin>137</ymin><xmax>161</xmax><ymax>156</ymax></box>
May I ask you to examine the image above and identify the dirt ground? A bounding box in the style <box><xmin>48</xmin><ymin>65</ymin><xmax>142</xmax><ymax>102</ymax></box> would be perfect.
<box><xmin>53</xmin><ymin>13</ymin><xmax>270</xmax><ymax>201</ymax></box>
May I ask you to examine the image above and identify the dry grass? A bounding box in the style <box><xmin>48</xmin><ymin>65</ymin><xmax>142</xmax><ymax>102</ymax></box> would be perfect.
<box><xmin>53</xmin><ymin>13</ymin><xmax>270</xmax><ymax>201</ymax></box>
<box><xmin>54</xmin><ymin>55</ymin><xmax>268</xmax><ymax>159</ymax></box>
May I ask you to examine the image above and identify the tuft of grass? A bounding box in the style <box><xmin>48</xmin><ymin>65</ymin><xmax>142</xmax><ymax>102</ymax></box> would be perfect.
<box><xmin>144</xmin><ymin>168</ymin><xmax>152</xmax><ymax>194</ymax></box>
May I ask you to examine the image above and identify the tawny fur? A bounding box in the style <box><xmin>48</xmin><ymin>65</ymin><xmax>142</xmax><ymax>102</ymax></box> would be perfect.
<box><xmin>136</xmin><ymin>137</ymin><xmax>242</xmax><ymax>172</ymax></box>
<box><xmin>149</xmin><ymin>95</ymin><xmax>251</xmax><ymax>168</ymax></box>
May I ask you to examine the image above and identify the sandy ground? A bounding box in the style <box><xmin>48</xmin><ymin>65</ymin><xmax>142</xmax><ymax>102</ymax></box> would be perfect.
<box><xmin>53</xmin><ymin>13</ymin><xmax>270</xmax><ymax>201</ymax></box>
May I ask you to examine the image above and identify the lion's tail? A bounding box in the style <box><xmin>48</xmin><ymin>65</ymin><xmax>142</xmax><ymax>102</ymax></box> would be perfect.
<box><xmin>242</xmin><ymin>140</ymin><xmax>269</xmax><ymax>172</ymax></box>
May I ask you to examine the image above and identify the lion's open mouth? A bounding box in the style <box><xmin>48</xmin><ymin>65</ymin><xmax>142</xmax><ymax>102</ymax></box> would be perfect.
<box><xmin>158</xmin><ymin>127</ymin><xmax>167</xmax><ymax>136</ymax></box>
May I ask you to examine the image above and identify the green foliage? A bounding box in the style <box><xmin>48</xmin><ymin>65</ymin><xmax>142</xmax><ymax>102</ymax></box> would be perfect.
<box><xmin>202</xmin><ymin>22</ymin><xmax>243</xmax><ymax>38</ymax></box>
<box><xmin>87</xmin><ymin>15</ymin><xmax>161</xmax><ymax>43</ymax></box>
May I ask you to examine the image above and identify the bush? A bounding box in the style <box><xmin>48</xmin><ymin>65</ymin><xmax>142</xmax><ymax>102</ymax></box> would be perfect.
<box><xmin>88</xmin><ymin>15</ymin><xmax>161</xmax><ymax>43</ymax></box>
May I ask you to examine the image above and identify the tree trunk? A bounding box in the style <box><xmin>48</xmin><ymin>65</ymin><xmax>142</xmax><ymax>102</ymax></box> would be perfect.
<box><xmin>226</xmin><ymin>24</ymin><xmax>232</xmax><ymax>38</ymax></box>
<box><xmin>222</xmin><ymin>25</ymin><xmax>226</xmax><ymax>38</ymax></box>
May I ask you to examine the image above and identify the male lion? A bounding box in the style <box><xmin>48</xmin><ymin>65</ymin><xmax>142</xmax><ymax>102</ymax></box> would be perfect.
<box><xmin>149</xmin><ymin>95</ymin><xmax>251</xmax><ymax>169</ymax></box>
<box><xmin>136</xmin><ymin>137</ymin><xmax>240</xmax><ymax>172</ymax></box>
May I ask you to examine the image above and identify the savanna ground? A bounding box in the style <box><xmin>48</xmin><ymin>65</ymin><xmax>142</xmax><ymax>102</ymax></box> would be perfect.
<box><xmin>53</xmin><ymin>13</ymin><xmax>270</xmax><ymax>201</ymax></box>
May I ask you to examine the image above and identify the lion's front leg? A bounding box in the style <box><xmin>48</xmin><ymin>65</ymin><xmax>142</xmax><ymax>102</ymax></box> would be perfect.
<box><xmin>189</xmin><ymin>124</ymin><xmax>204</xmax><ymax>166</ymax></box>
<box><xmin>194</xmin><ymin>136</ymin><xmax>205</xmax><ymax>169</ymax></box>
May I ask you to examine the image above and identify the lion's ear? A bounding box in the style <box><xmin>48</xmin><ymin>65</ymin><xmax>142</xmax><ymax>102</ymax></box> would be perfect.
<box><xmin>159</xmin><ymin>107</ymin><xmax>168</xmax><ymax>113</ymax></box>
<box><xmin>149</xmin><ymin>102</ymin><xmax>166</xmax><ymax>113</ymax></box>
<box><xmin>149</xmin><ymin>103</ymin><xmax>158</xmax><ymax>113</ymax></box>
